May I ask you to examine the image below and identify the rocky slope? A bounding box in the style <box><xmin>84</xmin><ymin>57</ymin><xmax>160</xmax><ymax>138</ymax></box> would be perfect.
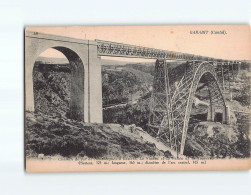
<box><xmin>33</xmin><ymin>63</ymin><xmax>71</xmax><ymax>117</ymax></box>
<box><xmin>25</xmin><ymin>112</ymin><xmax>167</xmax><ymax>159</ymax></box>
<box><xmin>30</xmin><ymin>61</ymin><xmax>250</xmax><ymax>159</ymax></box>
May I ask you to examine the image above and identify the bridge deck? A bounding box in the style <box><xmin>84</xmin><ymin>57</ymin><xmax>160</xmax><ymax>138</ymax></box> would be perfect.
<box><xmin>25</xmin><ymin>31</ymin><xmax>241</xmax><ymax>64</ymax></box>
<box><xmin>96</xmin><ymin>39</ymin><xmax>240</xmax><ymax>64</ymax></box>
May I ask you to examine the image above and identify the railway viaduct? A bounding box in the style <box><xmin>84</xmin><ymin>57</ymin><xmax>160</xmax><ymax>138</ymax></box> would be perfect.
<box><xmin>25</xmin><ymin>31</ymin><xmax>241</xmax><ymax>154</ymax></box>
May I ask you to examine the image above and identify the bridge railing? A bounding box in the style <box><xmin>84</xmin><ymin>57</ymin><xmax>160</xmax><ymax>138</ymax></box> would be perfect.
<box><xmin>95</xmin><ymin>39</ymin><xmax>240</xmax><ymax>64</ymax></box>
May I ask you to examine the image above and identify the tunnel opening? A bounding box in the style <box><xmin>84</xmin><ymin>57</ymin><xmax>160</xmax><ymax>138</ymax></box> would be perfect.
<box><xmin>33</xmin><ymin>47</ymin><xmax>85</xmax><ymax>121</ymax></box>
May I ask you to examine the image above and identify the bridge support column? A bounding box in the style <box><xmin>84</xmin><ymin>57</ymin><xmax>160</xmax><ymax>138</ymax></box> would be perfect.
<box><xmin>25</xmin><ymin>62</ymin><xmax>35</xmax><ymax>112</ymax></box>
<box><xmin>88</xmin><ymin>42</ymin><xmax>103</xmax><ymax>123</ymax></box>
<box><xmin>207</xmin><ymin>105</ymin><xmax>215</xmax><ymax>122</ymax></box>
<box><xmin>25</xmin><ymin>40</ymin><xmax>37</xmax><ymax>113</ymax></box>
<box><xmin>222</xmin><ymin>105</ymin><xmax>230</xmax><ymax>125</ymax></box>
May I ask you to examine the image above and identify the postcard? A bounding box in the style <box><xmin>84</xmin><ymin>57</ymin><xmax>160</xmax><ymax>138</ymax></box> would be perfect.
<box><xmin>25</xmin><ymin>25</ymin><xmax>251</xmax><ymax>172</ymax></box>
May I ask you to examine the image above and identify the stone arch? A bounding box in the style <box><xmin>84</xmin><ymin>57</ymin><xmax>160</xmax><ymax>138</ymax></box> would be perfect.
<box><xmin>28</xmin><ymin>45</ymin><xmax>85</xmax><ymax>121</ymax></box>
<box><xmin>25</xmin><ymin>32</ymin><xmax>103</xmax><ymax>123</ymax></box>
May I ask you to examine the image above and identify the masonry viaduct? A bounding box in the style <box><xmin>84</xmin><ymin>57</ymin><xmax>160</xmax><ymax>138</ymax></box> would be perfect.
<box><xmin>25</xmin><ymin>31</ymin><xmax>241</xmax><ymax>154</ymax></box>
<box><xmin>25</xmin><ymin>31</ymin><xmax>102</xmax><ymax>123</ymax></box>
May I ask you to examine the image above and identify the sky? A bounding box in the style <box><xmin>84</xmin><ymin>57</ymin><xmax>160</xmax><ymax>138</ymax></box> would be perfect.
<box><xmin>27</xmin><ymin>25</ymin><xmax>250</xmax><ymax>62</ymax></box>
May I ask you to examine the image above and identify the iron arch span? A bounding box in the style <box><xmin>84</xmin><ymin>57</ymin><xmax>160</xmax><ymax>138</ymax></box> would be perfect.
<box><xmin>149</xmin><ymin>61</ymin><xmax>229</xmax><ymax>155</ymax></box>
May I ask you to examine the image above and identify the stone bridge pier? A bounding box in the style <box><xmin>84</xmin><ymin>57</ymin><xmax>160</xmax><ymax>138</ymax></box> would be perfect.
<box><xmin>25</xmin><ymin>31</ymin><xmax>103</xmax><ymax>123</ymax></box>
<box><xmin>207</xmin><ymin>105</ymin><xmax>230</xmax><ymax>125</ymax></box>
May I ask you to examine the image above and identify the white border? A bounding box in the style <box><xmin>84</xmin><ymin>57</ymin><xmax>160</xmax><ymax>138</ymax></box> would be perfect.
<box><xmin>0</xmin><ymin>0</ymin><xmax>250</xmax><ymax>194</ymax></box>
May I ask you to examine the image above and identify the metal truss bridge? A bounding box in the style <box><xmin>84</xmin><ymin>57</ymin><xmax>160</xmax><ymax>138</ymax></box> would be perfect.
<box><xmin>96</xmin><ymin>39</ymin><xmax>240</xmax><ymax>64</ymax></box>
<box><xmin>97</xmin><ymin>39</ymin><xmax>241</xmax><ymax>155</ymax></box>
<box><xmin>25</xmin><ymin>31</ymin><xmax>243</xmax><ymax>150</ymax></box>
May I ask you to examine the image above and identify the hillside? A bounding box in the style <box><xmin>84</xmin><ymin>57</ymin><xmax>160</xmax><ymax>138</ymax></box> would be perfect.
<box><xmin>33</xmin><ymin>63</ymin><xmax>71</xmax><ymax>117</ymax></box>
<box><xmin>36</xmin><ymin>56</ymin><xmax>69</xmax><ymax>64</ymax></box>
<box><xmin>29</xmin><ymin>60</ymin><xmax>250</xmax><ymax>159</ymax></box>
<box><xmin>25</xmin><ymin>112</ymin><xmax>169</xmax><ymax>160</ymax></box>
<box><xmin>124</xmin><ymin>67</ymin><xmax>153</xmax><ymax>84</ymax></box>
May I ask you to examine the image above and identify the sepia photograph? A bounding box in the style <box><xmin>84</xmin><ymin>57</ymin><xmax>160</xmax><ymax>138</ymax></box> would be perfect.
<box><xmin>24</xmin><ymin>26</ymin><xmax>251</xmax><ymax>172</ymax></box>
<box><xmin>1</xmin><ymin>1</ymin><xmax>251</xmax><ymax>195</ymax></box>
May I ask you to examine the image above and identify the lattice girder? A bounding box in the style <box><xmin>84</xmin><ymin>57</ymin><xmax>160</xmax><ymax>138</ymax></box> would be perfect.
<box><xmin>149</xmin><ymin>60</ymin><xmax>227</xmax><ymax>155</ymax></box>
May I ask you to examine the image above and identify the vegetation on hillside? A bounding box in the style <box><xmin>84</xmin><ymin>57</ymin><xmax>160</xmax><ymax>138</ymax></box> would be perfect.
<box><xmin>33</xmin><ymin>63</ymin><xmax>71</xmax><ymax>117</ymax></box>
<box><xmin>125</xmin><ymin>63</ymin><xmax>155</xmax><ymax>76</ymax></box>
<box><xmin>102</xmin><ymin>70</ymin><xmax>138</xmax><ymax>106</ymax></box>
<box><xmin>103</xmin><ymin>93</ymin><xmax>151</xmax><ymax>131</ymax></box>
<box><xmin>26</xmin><ymin>112</ymin><xmax>162</xmax><ymax>159</ymax></box>
<box><xmin>29</xmin><ymin>61</ymin><xmax>250</xmax><ymax>159</ymax></box>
